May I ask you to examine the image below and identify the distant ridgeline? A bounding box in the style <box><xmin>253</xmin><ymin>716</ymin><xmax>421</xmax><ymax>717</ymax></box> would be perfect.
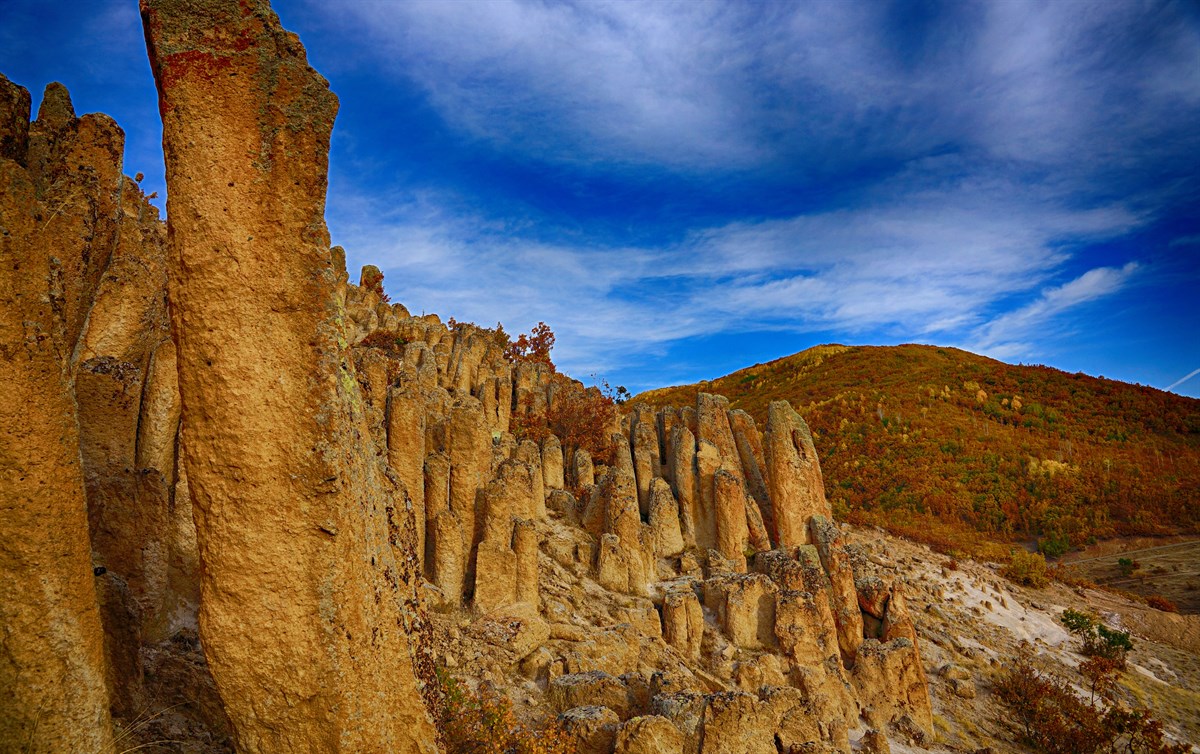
<box><xmin>638</xmin><ymin>344</ymin><xmax>1200</xmax><ymax>558</ymax></box>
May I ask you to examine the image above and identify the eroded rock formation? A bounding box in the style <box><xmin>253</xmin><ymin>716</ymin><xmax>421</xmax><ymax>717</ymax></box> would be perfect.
<box><xmin>0</xmin><ymin>73</ymin><xmax>117</xmax><ymax>754</ymax></box>
<box><xmin>1</xmin><ymin>0</ymin><xmax>934</xmax><ymax>749</ymax></box>
<box><xmin>335</xmin><ymin>291</ymin><xmax>934</xmax><ymax>750</ymax></box>
<box><xmin>141</xmin><ymin>0</ymin><xmax>438</xmax><ymax>750</ymax></box>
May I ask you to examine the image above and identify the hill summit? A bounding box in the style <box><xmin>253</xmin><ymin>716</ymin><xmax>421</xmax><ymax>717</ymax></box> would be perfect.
<box><xmin>638</xmin><ymin>344</ymin><xmax>1200</xmax><ymax>559</ymax></box>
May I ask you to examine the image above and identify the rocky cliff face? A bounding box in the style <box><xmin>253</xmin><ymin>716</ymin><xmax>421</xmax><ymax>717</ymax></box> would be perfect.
<box><xmin>0</xmin><ymin>67</ymin><xmax>236</xmax><ymax>751</ymax></box>
<box><xmin>0</xmin><ymin>1</ymin><xmax>934</xmax><ymax>751</ymax></box>
<box><xmin>0</xmin><ymin>73</ymin><xmax>118</xmax><ymax>754</ymax></box>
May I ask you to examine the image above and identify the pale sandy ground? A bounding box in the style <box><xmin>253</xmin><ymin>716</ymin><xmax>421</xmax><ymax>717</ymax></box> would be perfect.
<box><xmin>846</xmin><ymin>527</ymin><xmax>1200</xmax><ymax>752</ymax></box>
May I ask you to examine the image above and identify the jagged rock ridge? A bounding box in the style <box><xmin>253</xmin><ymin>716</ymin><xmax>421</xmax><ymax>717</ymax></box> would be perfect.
<box><xmin>0</xmin><ymin>0</ymin><xmax>934</xmax><ymax>750</ymax></box>
<box><xmin>340</xmin><ymin>285</ymin><xmax>934</xmax><ymax>751</ymax></box>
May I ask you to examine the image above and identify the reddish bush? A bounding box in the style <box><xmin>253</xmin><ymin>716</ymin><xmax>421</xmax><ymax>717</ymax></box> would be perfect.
<box><xmin>995</xmin><ymin>653</ymin><xmax>1105</xmax><ymax>753</ymax></box>
<box><xmin>995</xmin><ymin>647</ymin><xmax>1187</xmax><ymax>754</ymax></box>
<box><xmin>1145</xmin><ymin>595</ymin><xmax>1179</xmax><ymax>613</ymax></box>
<box><xmin>546</xmin><ymin>385</ymin><xmax>619</xmax><ymax>467</ymax></box>
<box><xmin>512</xmin><ymin>383</ymin><xmax>619</xmax><ymax>468</ymax></box>
<box><xmin>358</xmin><ymin>330</ymin><xmax>409</xmax><ymax>360</ymax></box>
<box><xmin>504</xmin><ymin>322</ymin><xmax>556</xmax><ymax>371</ymax></box>
<box><xmin>510</xmin><ymin>396</ymin><xmax>552</xmax><ymax>446</ymax></box>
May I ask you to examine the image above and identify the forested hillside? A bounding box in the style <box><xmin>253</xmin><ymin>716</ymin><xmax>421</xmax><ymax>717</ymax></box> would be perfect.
<box><xmin>639</xmin><ymin>345</ymin><xmax>1200</xmax><ymax>558</ymax></box>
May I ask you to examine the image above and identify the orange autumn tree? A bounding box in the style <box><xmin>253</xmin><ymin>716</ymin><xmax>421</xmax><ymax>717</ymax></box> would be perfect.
<box><xmin>504</xmin><ymin>321</ymin><xmax>556</xmax><ymax>371</ymax></box>
<box><xmin>496</xmin><ymin>322</ymin><xmax>620</xmax><ymax>467</ymax></box>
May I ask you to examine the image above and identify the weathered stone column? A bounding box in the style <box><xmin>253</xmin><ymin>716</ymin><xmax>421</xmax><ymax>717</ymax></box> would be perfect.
<box><xmin>648</xmin><ymin>478</ymin><xmax>684</xmax><ymax>557</ymax></box>
<box><xmin>0</xmin><ymin>74</ymin><xmax>115</xmax><ymax>754</ymax></box>
<box><xmin>141</xmin><ymin>2</ymin><xmax>439</xmax><ymax>750</ymax></box>
<box><xmin>542</xmin><ymin>434</ymin><xmax>565</xmax><ymax>491</ymax></box>
<box><xmin>765</xmin><ymin>401</ymin><xmax>830</xmax><ymax>547</ymax></box>
<box><xmin>572</xmin><ymin>447</ymin><xmax>595</xmax><ymax>488</ymax></box>
<box><xmin>714</xmin><ymin>470</ymin><xmax>750</xmax><ymax>572</ymax></box>
<box><xmin>388</xmin><ymin>383</ymin><xmax>427</xmax><ymax>560</ymax></box>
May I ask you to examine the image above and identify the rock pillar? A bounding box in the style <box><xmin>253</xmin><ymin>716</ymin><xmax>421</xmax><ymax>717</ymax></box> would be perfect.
<box><xmin>764</xmin><ymin>401</ymin><xmax>830</xmax><ymax>547</ymax></box>
<box><xmin>141</xmin><ymin>2</ymin><xmax>439</xmax><ymax>750</ymax></box>
<box><xmin>0</xmin><ymin>74</ymin><xmax>115</xmax><ymax>754</ymax></box>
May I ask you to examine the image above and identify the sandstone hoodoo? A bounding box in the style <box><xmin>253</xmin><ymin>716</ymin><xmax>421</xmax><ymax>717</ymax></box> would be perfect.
<box><xmin>141</xmin><ymin>0</ymin><xmax>439</xmax><ymax>749</ymax></box>
<box><xmin>1</xmin><ymin>72</ymin><xmax>121</xmax><ymax>754</ymax></box>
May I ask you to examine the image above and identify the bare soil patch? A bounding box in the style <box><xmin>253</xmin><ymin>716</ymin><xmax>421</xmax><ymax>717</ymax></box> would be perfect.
<box><xmin>1060</xmin><ymin>537</ymin><xmax>1200</xmax><ymax>614</ymax></box>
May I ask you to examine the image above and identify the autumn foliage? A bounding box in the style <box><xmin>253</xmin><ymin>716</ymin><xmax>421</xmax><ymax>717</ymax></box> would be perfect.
<box><xmin>639</xmin><ymin>344</ymin><xmax>1200</xmax><ymax>560</ymax></box>
<box><xmin>512</xmin><ymin>383</ymin><xmax>620</xmax><ymax>467</ymax></box>
<box><xmin>995</xmin><ymin>650</ymin><xmax>1186</xmax><ymax>754</ymax></box>
<box><xmin>436</xmin><ymin>669</ymin><xmax>576</xmax><ymax>754</ymax></box>
<box><xmin>503</xmin><ymin>322</ymin><xmax>556</xmax><ymax>371</ymax></box>
<box><xmin>996</xmin><ymin>617</ymin><xmax>1183</xmax><ymax>754</ymax></box>
<box><xmin>1003</xmin><ymin>550</ymin><xmax>1049</xmax><ymax>588</ymax></box>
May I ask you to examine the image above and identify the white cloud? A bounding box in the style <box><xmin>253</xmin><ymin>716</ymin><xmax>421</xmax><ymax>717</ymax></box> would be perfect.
<box><xmin>307</xmin><ymin>0</ymin><xmax>1191</xmax><ymax>387</ymax></box>
<box><xmin>311</xmin><ymin>0</ymin><xmax>1200</xmax><ymax>179</ymax></box>
<box><xmin>967</xmin><ymin>262</ymin><xmax>1140</xmax><ymax>358</ymax></box>
<box><xmin>329</xmin><ymin>175</ymin><xmax>1144</xmax><ymax>382</ymax></box>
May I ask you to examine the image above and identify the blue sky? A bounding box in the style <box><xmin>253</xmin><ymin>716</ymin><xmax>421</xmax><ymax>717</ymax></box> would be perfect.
<box><xmin>2</xmin><ymin>0</ymin><xmax>1199</xmax><ymax>397</ymax></box>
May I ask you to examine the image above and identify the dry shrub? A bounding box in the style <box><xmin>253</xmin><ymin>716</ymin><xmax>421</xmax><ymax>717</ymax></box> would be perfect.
<box><xmin>358</xmin><ymin>330</ymin><xmax>409</xmax><ymax>360</ymax></box>
<box><xmin>1004</xmin><ymin>550</ymin><xmax>1049</xmax><ymax>588</ymax></box>
<box><xmin>1145</xmin><ymin>595</ymin><xmax>1179</xmax><ymax>613</ymax></box>
<box><xmin>995</xmin><ymin>648</ymin><xmax>1187</xmax><ymax>754</ymax></box>
<box><xmin>547</xmin><ymin>385</ymin><xmax>619</xmax><ymax>467</ymax></box>
<box><xmin>512</xmin><ymin>383</ymin><xmax>619</xmax><ymax>468</ymax></box>
<box><xmin>510</xmin><ymin>397</ymin><xmax>552</xmax><ymax>446</ymax></box>
<box><xmin>437</xmin><ymin>669</ymin><xmax>575</xmax><ymax>754</ymax></box>
<box><xmin>995</xmin><ymin>653</ymin><xmax>1105</xmax><ymax>753</ymax></box>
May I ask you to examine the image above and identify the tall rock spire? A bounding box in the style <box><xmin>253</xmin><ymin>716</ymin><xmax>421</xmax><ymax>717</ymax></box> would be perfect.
<box><xmin>0</xmin><ymin>73</ymin><xmax>116</xmax><ymax>754</ymax></box>
<box><xmin>140</xmin><ymin>1</ymin><xmax>440</xmax><ymax>750</ymax></box>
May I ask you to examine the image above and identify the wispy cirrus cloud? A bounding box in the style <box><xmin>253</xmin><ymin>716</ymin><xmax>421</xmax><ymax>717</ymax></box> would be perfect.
<box><xmin>329</xmin><ymin>168</ymin><xmax>1145</xmax><ymax>381</ymax></box>
<box><xmin>966</xmin><ymin>262</ymin><xmax>1141</xmax><ymax>360</ymax></box>
<box><xmin>306</xmin><ymin>0</ymin><xmax>1198</xmax><ymax>391</ymax></box>
<box><xmin>314</xmin><ymin>0</ymin><xmax>1200</xmax><ymax>186</ymax></box>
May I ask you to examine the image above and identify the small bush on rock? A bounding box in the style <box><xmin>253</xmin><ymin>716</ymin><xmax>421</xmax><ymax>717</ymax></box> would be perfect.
<box><xmin>359</xmin><ymin>330</ymin><xmax>409</xmax><ymax>360</ymax></box>
<box><xmin>436</xmin><ymin>668</ymin><xmax>576</xmax><ymax>754</ymax></box>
